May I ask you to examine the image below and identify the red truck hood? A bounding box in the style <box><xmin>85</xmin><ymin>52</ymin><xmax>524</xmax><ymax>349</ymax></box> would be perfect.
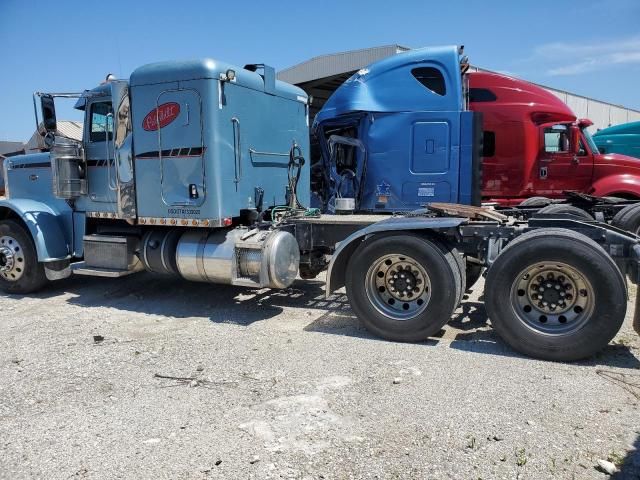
<box><xmin>594</xmin><ymin>152</ymin><xmax>640</xmax><ymax>168</ymax></box>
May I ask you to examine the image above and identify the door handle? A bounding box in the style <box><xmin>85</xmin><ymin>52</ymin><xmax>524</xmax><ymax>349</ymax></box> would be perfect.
<box><xmin>540</xmin><ymin>158</ymin><xmax>553</xmax><ymax>163</ymax></box>
<box><xmin>572</xmin><ymin>155</ymin><xmax>580</xmax><ymax>165</ymax></box>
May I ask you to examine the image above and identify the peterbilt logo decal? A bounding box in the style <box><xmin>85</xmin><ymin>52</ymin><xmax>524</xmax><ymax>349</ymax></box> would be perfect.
<box><xmin>142</xmin><ymin>102</ymin><xmax>180</xmax><ymax>131</ymax></box>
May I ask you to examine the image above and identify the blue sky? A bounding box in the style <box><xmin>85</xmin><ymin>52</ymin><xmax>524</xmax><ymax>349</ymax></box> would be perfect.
<box><xmin>1</xmin><ymin>0</ymin><xmax>639</xmax><ymax>140</ymax></box>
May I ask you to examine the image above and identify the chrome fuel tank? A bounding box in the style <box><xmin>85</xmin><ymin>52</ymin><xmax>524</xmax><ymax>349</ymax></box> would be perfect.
<box><xmin>175</xmin><ymin>228</ymin><xmax>299</xmax><ymax>288</ymax></box>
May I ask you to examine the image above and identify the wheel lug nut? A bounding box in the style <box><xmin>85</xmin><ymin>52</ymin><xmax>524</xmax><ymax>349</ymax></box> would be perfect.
<box><xmin>389</xmin><ymin>279</ymin><xmax>394</xmax><ymax>284</ymax></box>
<box><xmin>539</xmin><ymin>287</ymin><xmax>545</xmax><ymax>292</ymax></box>
<box><xmin>400</xmin><ymin>274</ymin><xmax>405</xmax><ymax>278</ymax></box>
<box><xmin>546</xmin><ymin>283</ymin><xmax>552</xmax><ymax>288</ymax></box>
<box><xmin>554</xmin><ymin>285</ymin><xmax>560</xmax><ymax>290</ymax></box>
<box><xmin>559</xmin><ymin>292</ymin><xmax>565</xmax><ymax>297</ymax></box>
<box><xmin>542</xmin><ymin>301</ymin><xmax>548</xmax><ymax>306</ymax></box>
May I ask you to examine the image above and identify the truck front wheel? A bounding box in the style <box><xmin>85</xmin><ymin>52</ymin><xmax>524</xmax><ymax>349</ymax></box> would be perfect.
<box><xmin>485</xmin><ymin>228</ymin><xmax>626</xmax><ymax>361</ymax></box>
<box><xmin>0</xmin><ymin>220</ymin><xmax>48</xmax><ymax>294</ymax></box>
<box><xmin>345</xmin><ymin>234</ymin><xmax>461</xmax><ymax>341</ymax></box>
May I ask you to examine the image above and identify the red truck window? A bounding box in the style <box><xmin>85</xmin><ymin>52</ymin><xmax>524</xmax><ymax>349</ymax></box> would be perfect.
<box><xmin>469</xmin><ymin>88</ymin><xmax>497</xmax><ymax>102</ymax></box>
<box><xmin>543</xmin><ymin>125</ymin><xmax>570</xmax><ymax>153</ymax></box>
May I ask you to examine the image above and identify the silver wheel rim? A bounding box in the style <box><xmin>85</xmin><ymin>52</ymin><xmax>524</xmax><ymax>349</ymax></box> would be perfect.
<box><xmin>0</xmin><ymin>235</ymin><xmax>25</xmax><ymax>282</ymax></box>
<box><xmin>365</xmin><ymin>254</ymin><xmax>431</xmax><ymax>320</ymax></box>
<box><xmin>510</xmin><ymin>262</ymin><xmax>594</xmax><ymax>335</ymax></box>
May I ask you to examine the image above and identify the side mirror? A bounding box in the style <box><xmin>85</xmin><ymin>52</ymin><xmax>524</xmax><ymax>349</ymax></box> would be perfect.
<box><xmin>41</xmin><ymin>95</ymin><xmax>57</xmax><ymax>132</ymax></box>
<box><xmin>570</xmin><ymin>125</ymin><xmax>580</xmax><ymax>154</ymax></box>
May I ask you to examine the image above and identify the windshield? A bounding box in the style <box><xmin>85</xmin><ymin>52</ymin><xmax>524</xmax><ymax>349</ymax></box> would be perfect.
<box><xmin>581</xmin><ymin>128</ymin><xmax>599</xmax><ymax>153</ymax></box>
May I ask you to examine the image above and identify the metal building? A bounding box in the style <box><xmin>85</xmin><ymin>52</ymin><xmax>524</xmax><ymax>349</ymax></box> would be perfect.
<box><xmin>278</xmin><ymin>45</ymin><xmax>640</xmax><ymax>131</ymax></box>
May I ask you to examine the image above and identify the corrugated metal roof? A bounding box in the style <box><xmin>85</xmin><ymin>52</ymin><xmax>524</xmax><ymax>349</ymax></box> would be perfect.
<box><xmin>278</xmin><ymin>44</ymin><xmax>410</xmax><ymax>85</ymax></box>
<box><xmin>25</xmin><ymin>121</ymin><xmax>84</xmax><ymax>151</ymax></box>
<box><xmin>0</xmin><ymin>141</ymin><xmax>25</xmax><ymax>155</ymax></box>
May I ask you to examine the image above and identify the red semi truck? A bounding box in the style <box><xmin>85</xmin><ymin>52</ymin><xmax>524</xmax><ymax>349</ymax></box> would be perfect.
<box><xmin>469</xmin><ymin>71</ymin><xmax>640</xmax><ymax>206</ymax></box>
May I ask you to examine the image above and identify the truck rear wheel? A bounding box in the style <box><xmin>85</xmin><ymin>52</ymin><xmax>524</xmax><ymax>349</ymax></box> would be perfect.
<box><xmin>345</xmin><ymin>233</ymin><xmax>461</xmax><ymax>341</ymax></box>
<box><xmin>485</xmin><ymin>228</ymin><xmax>626</xmax><ymax>361</ymax></box>
<box><xmin>611</xmin><ymin>203</ymin><xmax>640</xmax><ymax>234</ymax></box>
<box><xmin>0</xmin><ymin>220</ymin><xmax>48</xmax><ymax>294</ymax></box>
<box><xmin>519</xmin><ymin>196</ymin><xmax>551</xmax><ymax>207</ymax></box>
<box><xmin>537</xmin><ymin>204</ymin><xmax>593</xmax><ymax>220</ymax></box>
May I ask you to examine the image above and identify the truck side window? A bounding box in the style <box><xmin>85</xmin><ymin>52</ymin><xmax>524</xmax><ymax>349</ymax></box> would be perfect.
<box><xmin>578</xmin><ymin>140</ymin><xmax>587</xmax><ymax>156</ymax></box>
<box><xmin>90</xmin><ymin>102</ymin><xmax>113</xmax><ymax>142</ymax></box>
<box><xmin>469</xmin><ymin>88</ymin><xmax>497</xmax><ymax>102</ymax></box>
<box><xmin>543</xmin><ymin>125</ymin><xmax>569</xmax><ymax>153</ymax></box>
<box><xmin>411</xmin><ymin>67</ymin><xmax>446</xmax><ymax>96</ymax></box>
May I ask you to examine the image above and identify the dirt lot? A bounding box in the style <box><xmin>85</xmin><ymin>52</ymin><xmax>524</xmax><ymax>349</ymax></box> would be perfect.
<box><xmin>0</xmin><ymin>272</ymin><xmax>639</xmax><ymax>479</ymax></box>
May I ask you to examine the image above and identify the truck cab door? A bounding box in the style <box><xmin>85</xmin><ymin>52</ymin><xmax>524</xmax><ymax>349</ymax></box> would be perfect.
<box><xmin>84</xmin><ymin>99</ymin><xmax>117</xmax><ymax>209</ymax></box>
<box><xmin>536</xmin><ymin>124</ymin><xmax>593</xmax><ymax>195</ymax></box>
<box><xmin>111</xmin><ymin>81</ymin><xmax>136</xmax><ymax>218</ymax></box>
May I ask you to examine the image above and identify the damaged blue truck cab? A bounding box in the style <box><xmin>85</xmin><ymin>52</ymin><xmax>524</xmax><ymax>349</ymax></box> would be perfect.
<box><xmin>312</xmin><ymin>46</ymin><xmax>482</xmax><ymax>213</ymax></box>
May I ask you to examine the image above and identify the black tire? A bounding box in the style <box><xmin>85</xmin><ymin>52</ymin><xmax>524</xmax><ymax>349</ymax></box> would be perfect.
<box><xmin>485</xmin><ymin>228</ymin><xmax>627</xmax><ymax>361</ymax></box>
<box><xmin>0</xmin><ymin>220</ymin><xmax>48</xmax><ymax>294</ymax></box>
<box><xmin>465</xmin><ymin>262</ymin><xmax>484</xmax><ymax>291</ymax></box>
<box><xmin>537</xmin><ymin>204</ymin><xmax>593</xmax><ymax>220</ymax></box>
<box><xmin>519</xmin><ymin>196</ymin><xmax>552</xmax><ymax>207</ymax></box>
<box><xmin>345</xmin><ymin>233</ymin><xmax>461</xmax><ymax>342</ymax></box>
<box><xmin>611</xmin><ymin>203</ymin><xmax>640</xmax><ymax>234</ymax></box>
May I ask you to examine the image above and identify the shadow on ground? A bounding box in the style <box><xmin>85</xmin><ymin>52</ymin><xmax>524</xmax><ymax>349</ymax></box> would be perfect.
<box><xmin>8</xmin><ymin>272</ymin><xmax>640</xmax><ymax>368</ymax></box>
<box><xmin>612</xmin><ymin>433</ymin><xmax>640</xmax><ymax>479</ymax></box>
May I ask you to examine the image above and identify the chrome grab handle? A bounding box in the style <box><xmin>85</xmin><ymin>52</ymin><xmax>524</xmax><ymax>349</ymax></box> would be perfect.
<box><xmin>106</xmin><ymin>113</ymin><xmax>117</xmax><ymax>191</ymax></box>
<box><xmin>248</xmin><ymin>149</ymin><xmax>290</xmax><ymax>157</ymax></box>
<box><xmin>231</xmin><ymin>117</ymin><xmax>241</xmax><ymax>185</ymax></box>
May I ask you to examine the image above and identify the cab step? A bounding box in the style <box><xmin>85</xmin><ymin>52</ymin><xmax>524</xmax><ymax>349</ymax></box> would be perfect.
<box><xmin>71</xmin><ymin>262</ymin><xmax>142</xmax><ymax>278</ymax></box>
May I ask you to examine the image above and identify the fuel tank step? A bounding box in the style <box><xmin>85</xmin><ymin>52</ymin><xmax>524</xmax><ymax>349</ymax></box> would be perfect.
<box><xmin>83</xmin><ymin>234</ymin><xmax>141</xmax><ymax>271</ymax></box>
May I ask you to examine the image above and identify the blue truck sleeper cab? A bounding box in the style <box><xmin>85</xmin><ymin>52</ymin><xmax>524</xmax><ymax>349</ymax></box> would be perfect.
<box><xmin>312</xmin><ymin>46</ymin><xmax>482</xmax><ymax>214</ymax></box>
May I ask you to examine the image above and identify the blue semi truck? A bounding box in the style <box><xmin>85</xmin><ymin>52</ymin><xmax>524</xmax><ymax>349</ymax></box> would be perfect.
<box><xmin>1</xmin><ymin>46</ymin><xmax>639</xmax><ymax>361</ymax></box>
<box><xmin>594</xmin><ymin>120</ymin><xmax>640</xmax><ymax>159</ymax></box>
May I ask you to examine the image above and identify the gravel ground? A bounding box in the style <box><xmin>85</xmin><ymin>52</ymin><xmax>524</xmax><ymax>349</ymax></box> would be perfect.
<box><xmin>0</xmin><ymin>273</ymin><xmax>639</xmax><ymax>480</ymax></box>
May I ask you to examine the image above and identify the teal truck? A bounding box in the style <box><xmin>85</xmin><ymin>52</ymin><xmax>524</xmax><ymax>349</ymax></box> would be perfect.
<box><xmin>594</xmin><ymin>120</ymin><xmax>640</xmax><ymax>159</ymax></box>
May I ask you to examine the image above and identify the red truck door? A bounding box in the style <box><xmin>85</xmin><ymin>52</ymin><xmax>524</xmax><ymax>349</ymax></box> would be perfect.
<box><xmin>534</xmin><ymin>124</ymin><xmax>593</xmax><ymax>195</ymax></box>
